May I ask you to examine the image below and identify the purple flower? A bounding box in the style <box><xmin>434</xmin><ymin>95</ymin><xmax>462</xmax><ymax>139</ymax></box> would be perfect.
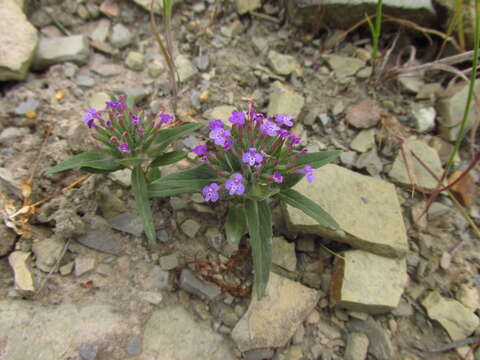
<box><xmin>278</xmin><ymin>129</ymin><xmax>291</xmax><ymax>139</ymax></box>
<box><xmin>260</xmin><ymin>120</ymin><xmax>280</xmax><ymax>137</ymax></box>
<box><xmin>209</xmin><ymin>127</ymin><xmax>232</xmax><ymax>147</ymax></box>
<box><xmin>106</xmin><ymin>100</ymin><xmax>123</xmax><ymax>109</ymax></box>
<box><xmin>229</xmin><ymin>111</ymin><xmax>246</xmax><ymax>126</ymax></box>
<box><xmin>131</xmin><ymin>115</ymin><xmax>142</xmax><ymax>125</ymax></box>
<box><xmin>242</xmin><ymin>148</ymin><xmax>263</xmax><ymax>166</ymax></box>
<box><xmin>83</xmin><ymin>108</ymin><xmax>99</xmax><ymax>128</ymax></box>
<box><xmin>209</xmin><ymin>119</ymin><xmax>224</xmax><ymax>130</ymax></box>
<box><xmin>272</xmin><ymin>171</ymin><xmax>284</xmax><ymax>183</ymax></box>
<box><xmin>224</xmin><ymin>138</ymin><xmax>234</xmax><ymax>151</ymax></box>
<box><xmin>192</xmin><ymin>144</ymin><xmax>208</xmax><ymax>156</ymax></box>
<box><xmin>202</xmin><ymin>183</ymin><xmax>220</xmax><ymax>202</ymax></box>
<box><xmin>159</xmin><ymin>113</ymin><xmax>174</xmax><ymax>125</ymax></box>
<box><xmin>296</xmin><ymin>165</ymin><xmax>314</xmax><ymax>183</ymax></box>
<box><xmin>275</xmin><ymin>114</ymin><xmax>294</xmax><ymax>127</ymax></box>
<box><xmin>118</xmin><ymin>142</ymin><xmax>131</xmax><ymax>153</ymax></box>
<box><xmin>225</xmin><ymin>173</ymin><xmax>245</xmax><ymax>196</ymax></box>
<box><xmin>253</xmin><ymin>112</ymin><xmax>264</xmax><ymax>123</ymax></box>
<box><xmin>290</xmin><ymin>135</ymin><xmax>301</xmax><ymax>145</ymax></box>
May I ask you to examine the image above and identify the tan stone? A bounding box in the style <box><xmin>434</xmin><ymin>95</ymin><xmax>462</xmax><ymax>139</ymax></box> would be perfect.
<box><xmin>284</xmin><ymin>164</ymin><xmax>408</xmax><ymax>257</ymax></box>
<box><xmin>8</xmin><ymin>251</ymin><xmax>35</xmax><ymax>294</ymax></box>
<box><xmin>267</xmin><ymin>81</ymin><xmax>305</xmax><ymax>119</ymax></box>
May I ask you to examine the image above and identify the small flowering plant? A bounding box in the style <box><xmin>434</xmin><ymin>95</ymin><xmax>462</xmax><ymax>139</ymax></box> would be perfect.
<box><xmin>149</xmin><ymin>103</ymin><xmax>342</xmax><ymax>298</ymax></box>
<box><xmin>46</xmin><ymin>95</ymin><xmax>202</xmax><ymax>246</ymax></box>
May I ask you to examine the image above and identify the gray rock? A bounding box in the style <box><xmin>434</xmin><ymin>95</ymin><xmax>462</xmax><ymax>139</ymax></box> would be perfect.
<box><xmin>140</xmin><ymin>291</ymin><xmax>163</xmax><ymax>305</ymax></box>
<box><xmin>205</xmin><ymin>227</ymin><xmax>224</xmax><ymax>249</ymax></box>
<box><xmin>243</xmin><ymin>348</ymin><xmax>275</xmax><ymax>360</ymax></box>
<box><xmin>0</xmin><ymin>224</ymin><xmax>16</xmax><ymax>256</ymax></box>
<box><xmin>455</xmin><ymin>284</ymin><xmax>479</xmax><ymax>312</ymax></box>
<box><xmin>267</xmin><ymin>50</ymin><xmax>300</xmax><ymax>76</ymax></box>
<box><xmin>89</xmin><ymin>19</ymin><xmax>111</xmax><ymax>42</ymax></box>
<box><xmin>232</xmin><ymin>272</ymin><xmax>319</xmax><ymax>351</ymax></box>
<box><xmin>194</xmin><ymin>55</ymin><xmax>210</xmax><ymax>71</ymax></box>
<box><xmin>350</xmin><ymin>128</ymin><xmax>376</xmax><ymax>153</ymax></box>
<box><xmin>355</xmin><ymin>147</ymin><xmax>383</xmax><ymax>176</ymax></box>
<box><xmin>75</xmin><ymin>75</ymin><xmax>96</xmax><ymax>88</ymax></box>
<box><xmin>437</xmin><ymin>80</ymin><xmax>480</xmax><ymax>141</ymax></box>
<box><xmin>125</xmin><ymin>336</ymin><xmax>142</xmax><ymax>356</ymax></box>
<box><xmin>110</xmin><ymin>212</ymin><xmax>144</xmax><ymax>237</ymax></box>
<box><xmin>388</xmin><ymin>138</ymin><xmax>444</xmax><ymax>190</ymax></box>
<box><xmin>92</xmin><ymin>63</ymin><xmax>123</xmax><ymax>77</ymax></box>
<box><xmin>32</xmin><ymin>236</ymin><xmax>65</xmax><ymax>272</ymax></box>
<box><xmin>76</xmin><ymin>215</ymin><xmax>121</xmax><ymax>255</ymax></box>
<box><xmin>413</xmin><ymin>106</ymin><xmax>436</xmax><ymax>133</ymax></box>
<box><xmin>0</xmin><ymin>301</ymin><xmax>129</xmax><ymax>360</ymax></box>
<box><xmin>156</xmin><ymin>229</ymin><xmax>171</xmax><ymax>243</ymax></box>
<box><xmin>344</xmin><ymin>332</ymin><xmax>369</xmax><ymax>360</ymax></box>
<box><xmin>8</xmin><ymin>251</ymin><xmax>35</xmax><ymax>294</ymax></box>
<box><xmin>60</xmin><ymin>261</ymin><xmax>74</xmax><ymax>276</ymax></box>
<box><xmin>114</xmin><ymin>88</ymin><xmax>151</xmax><ymax>104</ymax></box>
<box><xmin>143</xmin><ymin>305</ymin><xmax>235</xmax><ymax>359</ymax></box>
<box><xmin>148</xmin><ymin>60</ymin><xmax>165</xmax><ymax>77</ymax></box>
<box><xmin>284</xmin><ymin>164</ymin><xmax>408</xmax><ymax>258</ymax></box>
<box><xmin>326</xmin><ymin>55</ymin><xmax>365</xmax><ymax>78</ymax></box>
<box><xmin>130</xmin><ymin>0</ymin><xmax>164</xmax><ymax>14</ymax></box>
<box><xmin>33</xmin><ymin>35</ymin><xmax>90</xmax><ymax>70</ymax></box>
<box><xmin>14</xmin><ymin>97</ymin><xmax>39</xmax><ymax>115</ymax></box>
<box><xmin>272</xmin><ymin>236</ymin><xmax>297</xmax><ymax>272</ymax></box>
<box><xmin>179</xmin><ymin>268</ymin><xmax>221</xmax><ymax>300</ymax></box>
<box><xmin>235</xmin><ymin>0</ymin><xmax>261</xmax><ymax>14</ymax></box>
<box><xmin>422</xmin><ymin>291</ymin><xmax>479</xmax><ymax>341</ymax></box>
<box><xmin>89</xmin><ymin>92</ymin><xmax>110</xmax><ymax>110</ymax></box>
<box><xmin>125</xmin><ymin>51</ymin><xmax>144</xmax><ymax>71</ymax></box>
<box><xmin>340</xmin><ymin>151</ymin><xmax>357</xmax><ymax>167</ymax></box>
<box><xmin>175</xmin><ymin>54</ymin><xmax>198</xmax><ymax>83</ymax></box>
<box><xmin>0</xmin><ymin>0</ymin><xmax>38</xmax><ymax>81</ymax></box>
<box><xmin>79</xmin><ymin>343</ymin><xmax>97</xmax><ymax>360</ymax></box>
<box><xmin>181</xmin><ymin>219</ymin><xmax>201</xmax><ymax>238</ymax></box>
<box><xmin>330</xmin><ymin>250</ymin><xmax>407</xmax><ymax>313</ymax></box>
<box><xmin>159</xmin><ymin>253</ymin><xmax>180</xmax><ymax>270</ymax></box>
<box><xmin>267</xmin><ymin>81</ymin><xmax>305</xmax><ymax>118</ymax></box>
<box><xmin>251</xmin><ymin>36</ymin><xmax>269</xmax><ymax>54</ymax></box>
<box><xmin>74</xmin><ymin>256</ymin><xmax>95</xmax><ymax>276</ymax></box>
<box><xmin>110</xmin><ymin>23</ymin><xmax>133</xmax><ymax>48</ymax></box>
<box><xmin>348</xmin><ymin>318</ymin><xmax>394</xmax><ymax>360</ymax></box>
<box><xmin>144</xmin><ymin>266</ymin><xmax>172</xmax><ymax>291</ymax></box>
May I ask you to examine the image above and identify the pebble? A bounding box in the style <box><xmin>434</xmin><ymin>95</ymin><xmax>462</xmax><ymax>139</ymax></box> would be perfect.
<box><xmin>79</xmin><ymin>343</ymin><xmax>97</xmax><ymax>360</ymax></box>
<box><xmin>110</xmin><ymin>23</ymin><xmax>133</xmax><ymax>48</ymax></box>
<box><xmin>90</xmin><ymin>18</ymin><xmax>110</xmax><ymax>42</ymax></box>
<box><xmin>89</xmin><ymin>92</ymin><xmax>110</xmax><ymax>110</ymax></box>
<box><xmin>205</xmin><ymin>227</ymin><xmax>223</xmax><ymax>249</ymax></box>
<box><xmin>306</xmin><ymin>309</ymin><xmax>320</xmax><ymax>324</ymax></box>
<box><xmin>179</xmin><ymin>268</ymin><xmax>221</xmax><ymax>300</ymax></box>
<box><xmin>235</xmin><ymin>0</ymin><xmax>261</xmax><ymax>14</ymax></box>
<box><xmin>413</xmin><ymin>106</ymin><xmax>436</xmax><ymax>133</ymax></box>
<box><xmin>32</xmin><ymin>236</ymin><xmax>65</xmax><ymax>273</ymax></box>
<box><xmin>125</xmin><ymin>51</ymin><xmax>144</xmax><ymax>71</ymax></box>
<box><xmin>175</xmin><ymin>54</ymin><xmax>198</xmax><ymax>83</ymax></box>
<box><xmin>0</xmin><ymin>224</ymin><xmax>15</xmax><ymax>256</ymax></box>
<box><xmin>75</xmin><ymin>75</ymin><xmax>96</xmax><ymax>88</ymax></box>
<box><xmin>63</xmin><ymin>62</ymin><xmax>78</xmax><ymax>78</ymax></box>
<box><xmin>110</xmin><ymin>212</ymin><xmax>144</xmax><ymax>237</ymax></box>
<box><xmin>156</xmin><ymin>229</ymin><xmax>171</xmax><ymax>243</ymax></box>
<box><xmin>125</xmin><ymin>336</ymin><xmax>142</xmax><ymax>356</ymax></box>
<box><xmin>243</xmin><ymin>348</ymin><xmax>275</xmax><ymax>360</ymax></box>
<box><xmin>348</xmin><ymin>318</ymin><xmax>394</xmax><ymax>360</ymax></box>
<box><xmin>332</xmin><ymin>101</ymin><xmax>344</xmax><ymax>116</ymax></box>
<box><xmin>344</xmin><ymin>332</ymin><xmax>369</xmax><ymax>360</ymax></box>
<box><xmin>148</xmin><ymin>60</ymin><xmax>165</xmax><ymax>77</ymax></box>
<box><xmin>145</xmin><ymin>266</ymin><xmax>172</xmax><ymax>291</ymax></box>
<box><xmin>141</xmin><ymin>291</ymin><xmax>163</xmax><ymax>305</ymax></box>
<box><xmin>181</xmin><ymin>219</ymin><xmax>201</xmax><ymax>238</ymax></box>
<box><xmin>75</xmin><ymin>256</ymin><xmax>96</xmax><ymax>277</ymax></box>
<box><xmin>8</xmin><ymin>251</ymin><xmax>35</xmax><ymax>294</ymax></box>
<box><xmin>59</xmin><ymin>262</ymin><xmax>74</xmax><ymax>276</ymax></box>
<box><xmin>194</xmin><ymin>55</ymin><xmax>210</xmax><ymax>71</ymax></box>
<box><xmin>33</xmin><ymin>35</ymin><xmax>90</xmax><ymax>70</ymax></box>
<box><xmin>91</xmin><ymin>63</ymin><xmax>123</xmax><ymax>77</ymax></box>
<box><xmin>159</xmin><ymin>253</ymin><xmax>180</xmax><ymax>270</ymax></box>
<box><xmin>267</xmin><ymin>50</ymin><xmax>300</xmax><ymax>76</ymax></box>
<box><xmin>15</xmin><ymin>98</ymin><xmax>39</xmax><ymax>116</ymax></box>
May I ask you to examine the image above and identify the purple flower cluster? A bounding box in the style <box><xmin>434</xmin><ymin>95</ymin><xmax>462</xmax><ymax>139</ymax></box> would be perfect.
<box><xmin>194</xmin><ymin>103</ymin><xmax>315</xmax><ymax>202</ymax></box>
<box><xmin>81</xmin><ymin>96</ymin><xmax>175</xmax><ymax>155</ymax></box>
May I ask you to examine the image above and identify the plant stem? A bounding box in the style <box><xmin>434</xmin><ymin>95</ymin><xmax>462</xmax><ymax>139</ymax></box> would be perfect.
<box><xmin>371</xmin><ymin>0</ymin><xmax>383</xmax><ymax>65</ymax></box>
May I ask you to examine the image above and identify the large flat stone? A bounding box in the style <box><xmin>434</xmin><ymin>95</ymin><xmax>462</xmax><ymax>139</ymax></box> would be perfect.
<box><xmin>231</xmin><ymin>272</ymin><xmax>319</xmax><ymax>352</ymax></box>
<box><xmin>331</xmin><ymin>250</ymin><xmax>407</xmax><ymax>314</ymax></box>
<box><xmin>0</xmin><ymin>301</ymin><xmax>130</xmax><ymax>360</ymax></box>
<box><xmin>284</xmin><ymin>164</ymin><xmax>408</xmax><ymax>258</ymax></box>
<box><xmin>0</xmin><ymin>0</ymin><xmax>38</xmax><ymax>81</ymax></box>
<box><xmin>32</xmin><ymin>35</ymin><xmax>90</xmax><ymax>70</ymax></box>
<box><xmin>142</xmin><ymin>305</ymin><xmax>235</xmax><ymax>359</ymax></box>
<box><xmin>388</xmin><ymin>138</ymin><xmax>444</xmax><ymax>191</ymax></box>
<box><xmin>422</xmin><ymin>291</ymin><xmax>480</xmax><ymax>341</ymax></box>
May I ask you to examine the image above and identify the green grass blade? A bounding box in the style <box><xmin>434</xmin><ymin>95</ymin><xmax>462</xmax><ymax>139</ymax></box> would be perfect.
<box><xmin>131</xmin><ymin>165</ymin><xmax>156</xmax><ymax>246</ymax></box>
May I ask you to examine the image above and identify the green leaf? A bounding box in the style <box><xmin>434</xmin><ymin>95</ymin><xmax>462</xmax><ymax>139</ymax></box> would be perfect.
<box><xmin>280</xmin><ymin>173</ymin><xmax>304</xmax><ymax>189</ymax></box>
<box><xmin>244</xmin><ymin>199</ymin><xmax>272</xmax><ymax>300</ymax></box>
<box><xmin>277</xmin><ymin>189</ymin><xmax>339</xmax><ymax>230</ymax></box>
<box><xmin>45</xmin><ymin>150</ymin><xmax>121</xmax><ymax>174</ymax></box>
<box><xmin>146</xmin><ymin>167</ymin><xmax>161</xmax><ymax>183</ymax></box>
<box><xmin>148</xmin><ymin>164</ymin><xmax>218</xmax><ymax>197</ymax></box>
<box><xmin>294</xmin><ymin>150</ymin><xmax>342</xmax><ymax>169</ymax></box>
<box><xmin>225</xmin><ymin>204</ymin><xmax>248</xmax><ymax>245</ymax></box>
<box><xmin>131</xmin><ymin>165</ymin><xmax>156</xmax><ymax>247</ymax></box>
<box><xmin>150</xmin><ymin>150</ymin><xmax>187</xmax><ymax>167</ymax></box>
<box><xmin>126</xmin><ymin>94</ymin><xmax>135</xmax><ymax>110</ymax></box>
<box><xmin>147</xmin><ymin>123</ymin><xmax>203</xmax><ymax>157</ymax></box>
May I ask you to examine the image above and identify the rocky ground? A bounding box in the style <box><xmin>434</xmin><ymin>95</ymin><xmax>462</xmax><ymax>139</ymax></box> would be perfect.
<box><xmin>0</xmin><ymin>0</ymin><xmax>480</xmax><ymax>359</ymax></box>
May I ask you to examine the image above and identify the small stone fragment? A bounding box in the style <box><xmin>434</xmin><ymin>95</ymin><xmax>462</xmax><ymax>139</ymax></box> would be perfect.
<box><xmin>175</xmin><ymin>54</ymin><xmax>198</xmax><ymax>83</ymax></box>
<box><xmin>92</xmin><ymin>63</ymin><xmax>123</xmax><ymax>77</ymax></box>
<box><xmin>179</xmin><ymin>268</ymin><xmax>221</xmax><ymax>300</ymax></box>
<box><xmin>89</xmin><ymin>92</ymin><xmax>110</xmax><ymax>110</ymax></box>
<box><xmin>141</xmin><ymin>291</ymin><xmax>163</xmax><ymax>305</ymax></box>
<box><xmin>74</xmin><ymin>256</ymin><xmax>96</xmax><ymax>277</ymax></box>
<box><xmin>110</xmin><ymin>24</ymin><xmax>133</xmax><ymax>48</ymax></box>
<box><xmin>348</xmin><ymin>318</ymin><xmax>394</xmax><ymax>360</ymax></box>
<box><xmin>15</xmin><ymin>98</ymin><xmax>39</xmax><ymax>116</ymax></box>
<box><xmin>267</xmin><ymin>81</ymin><xmax>305</xmax><ymax>119</ymax></box>
<box><xmin>412</xmin><ymin>106</ymin><xmax>436</xmax><ymax>133</ymax></box>
<box><xmin>79</xmin><ymin>343</ymin><xmax>97</xmax><ymax>360</ymax></box>
<box><xmin>8</xmin><ymin>251</ymin><xmax>35</xmax><ymax>294</ymax></box>
<box><xmin>32</xmin><ymin>236</ymin><xmax>65</xmax><ymax>273</ymax></box>
<box><xmin>267</xmin><ymin>50</ymin><xmax>300</xmax><ymax>76</ymax></box>
<box><xmin>181</xmin><ymin>219</ymin><xmax>201</xmax><ymax>238</ymax></box>
<box><xmin>345</xmin><ymin>99</ymin><xmax>381</xmax><ymax>129</ymax></box>
<box><xmin>60</xmin><ymin>262</ymin><xmax>74</xmax><ymax>276</ymax></box>
<box><xmin>449</xmin><ymin>170</ymin><xmax>476</xmax><ymax>207</ymax></box>
<box><xmin>89</xmin><ymin>19</ymin><xmax>111</xmax><ymax>42</ymax></box>
<box><xmin>272</xmin><ymin>236</ymin><xmax>297</xmax><ymax>272</ymax></box>
<box><xmin>148</xmin><ymin>60</ymin><xmax>165</xmax><ymax>77</ymax></box>
<box><xmin>159</xmin><ymin>253</ymin><xmax>179</xmax><ymax>270</ymax></box>
<box><xmin>110</xmin><ymin>212</ymin><xmax>144</xmax><ymax>237</ymax></box>
<box><xmin>455</xmin><ymin>284</ymin><xmax>479</xmax><ymax>312</ymax></box>
<box><xmin>344</xmin><ymin>332</ymin><xmax>369</xmax><ymax>360</ymax></box>
<box><xmin>144</xmin><ymin>266</ymin><xmax>172</xmax><ymax>291</ymax></box>
<box><xmin>125</xmin><ymin>51</ymin><xmax>144</xmax><ymax>71</ymax></box>
<box><xmin>77</xmin><ymin>215</ymin><xmax>121</xmax><ymax>256</ymax></box>
<box><xmin>125</xmin><ymin>336</ymin><xmax>142</xmax><ymax>356</ymax></box>
<box><xmin>331</xmin><ymin>250</ymin><xmax>407</xmax><ymax>314</ymax></box>
<box><xmin>350</xmin><ymin>128</ymin><xmax>376</xmax><ymax>153</ymax></box>
<box><xmin>422</xmin><ymin>291</ymin><xmax>479</xmax><ymax>341</ymax></box>
<box><xmin>235</xmin><ymin>0</ymin><xmax>261</xmax><ymax>14</ymax></box>
<box><xmin>75</xmin><ymin>75</ymin><xmax>96</xmax><ymax>88</ymax></box>
<box><xmin>33</xmin><ymin>35</ymin><xmax>90</xmax><ymax>70</ymax></box>
<box><xmin>0</xmin><ymin>224</ymin><xmax>16</xmax><ymax>256</ymax></box>
<box><xmin>326</xmin><ymin>55</ymin><xmax>365</xmax><ymax>78</ymax></box>
<box><xmin>388</xmin><ymin>138</ymin><xmax>444</xmax><ymax>190</ymax></box>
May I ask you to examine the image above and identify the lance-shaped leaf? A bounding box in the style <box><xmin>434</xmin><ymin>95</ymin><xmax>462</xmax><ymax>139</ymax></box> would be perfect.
<box><xmin>147</xmin><ymin>123</ymin><xmax>203</xmax><ymax>157</ymax></box>
<box><xmin>150</xmin><ymin>150</ymin><xmax>187</xmax><ymax>167</ymax></box>
<box><xmin>131</xmin><ymin>165</ymin><xmax>156</xmax><ymax>247</ymax></box>
<box><xmin>148</xmin><ymin>164</ymin><xmax>218</xmax><ymax>197</ymax></box>
<box><xmin>277</xmin><ymin>189</ymin><xmax>339</xmax><ymax>230</ymax></box>
<box><xmin>45</xmin><ymin>150</ymin><xmax>122</xmax><ymax>174</ymax></box>
<box><xmin>244</xmin><ymin>198</ymin><xmax>272</xmax><ymax>300</ymax></box>
<box><xmin>294</xmin><ymin>150</ymin><xmax>342</xmax><ymax>169</ymax></box>
<box><xmin>225</xmin><ymin>204</ymin><xmax>248</xmax><ymax>245</ymax></box>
